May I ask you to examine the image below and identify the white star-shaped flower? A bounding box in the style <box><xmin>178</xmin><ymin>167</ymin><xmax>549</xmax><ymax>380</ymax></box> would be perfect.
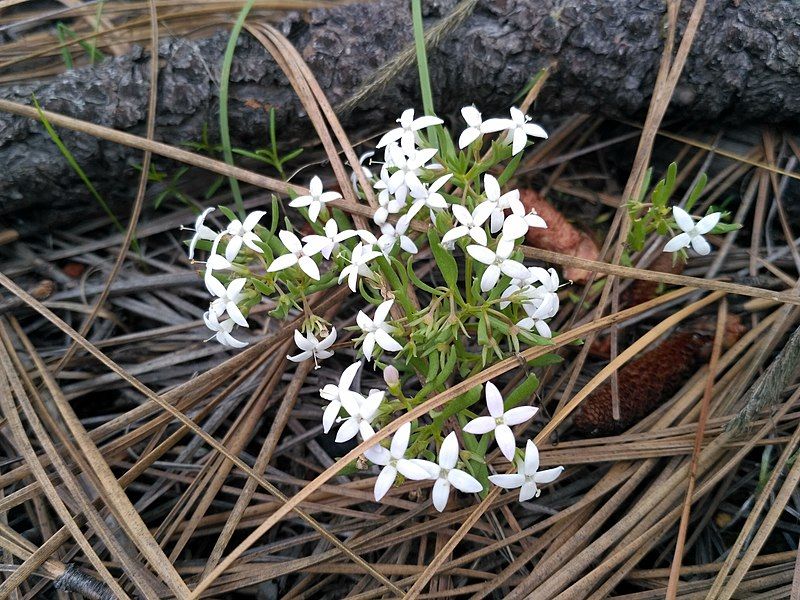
<box><xmin>287</xmin><ymin>328</ymin><xmax>337</xmax><ymax>367</ymax></box>
<box><xmin>387</xmin><ymin>145</ymin><xmax>439</xmax><ymax>195</ymax></box>
<box><xmin>441</xmin><ymin>202</ymin><xmax>493</xmax><ymax>247</ymax></box>
<box><xmin>335</xmin><ymin>390</ymin><xmax>384</xmax><ymax>442</ymax></box>
<box><xmin>466</xmin><ymin>236</ymin><xmax>529</xmax><ymax>293</ymax></box>
<box><xmin>376</xmin><ymin>108</ymin><xmax>444</xmax><ymax>151</ymax></box>
<box><xmin>482</xmin><ymin>107</ymin><xmax>548</xmax><ymax>155</ymax></box>
<box><xmin>357</xmin><ymin>299</ymin><xmax>403</xmax><ymax>360</ymax></box>
<box><xmin>267</xmin><ymin>230</ymin><xmax>326</xmax><ymax>280</ymax></box>
<box><xmin>289</xmin><ymin>176</ymin><xmax>342</xmax><ymax>222</ymax></box>
<box><xmin>474</xmin><ymin>174</ymin><xmax>526</xmax><ymax>233</ymax></box>
<box><xmin>186</xmin><ymin>207</ymin><xmax>218</xmax><ymax>260</ymax></box>
<box><xmin>377</xmin><ymin>215</ymin><xmax>418</xmax><ymax>256</ymax></box>
<box><xmin>351</xmin><ymin>151</ymin><xmax>375</xmax><ymax>194</ymax></box>
<box><xmin>302</xmin><ymin>220</ymin><xmax>376</xmax><ymax>261</ymax></box>
<box><xmin>205</xmin><ymin>276</ymin><xmax>249</xmax><ymax>328</ymax></box>
<box><xmin>339</xmin><ymin>242</ymin><xmax>383</xmax><ymax>292</ymax></box>
<box><xmin>223</xmin><ymin>210</ymin><xmax>266</xmax><ymax>261</ymax></box>
<box><xmin>364</xmin><ymin>422</ymin><xmax>431</xmax><ymax>501</ymax></box>
<box><xmin>406</xmin><ymin>173</ymin><xmax>453</xmax><ymax>223</ymax></box>
<box><xmin>320</xmin><ymin>362</ymin><xmax>361</xmax><ymax>434</ymax></box>
<box><xmin>411</xmin><ymin>432</ymin><xmax>483</xmax><ymax>512</ymax></box>
<box><xmin>373</xmin><ymin>166</ymin><xmax>408</xmax><ymax>224</ymax></box>
<box><xmin>458</xmin><ymin>105</ymin><xmax>485</xmax><ymax>149</ymax></box>
<box><xmin>517</xmin><ymin>288</ymin><xmax>559</xmax><ymax>338</ymax></box>
<box><xmin>500</xmin><ymin>266</ymin><xmax>556</xmax><ymax>309</ymax></box>
<box><xmin>203</xmin><ymin>310</ymin><xmax>248</xmax><ymax>348</ymax></box>
<box><xmin>463</xmin><ymin>382</ymin><xmax>538</xmax><ymax>461</ymax></box>
<box><xmin>489</xmin><ymin>440</ymin><xmax>564</xmax><ymax>501</ymax></box>
<box><xmin>663</xmin><ymin>206</ymin><xmax>720</xmax><ymax>256</ymax></box>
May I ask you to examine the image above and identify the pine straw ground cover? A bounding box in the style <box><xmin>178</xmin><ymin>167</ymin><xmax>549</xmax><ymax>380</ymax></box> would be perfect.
<box><xmin>2</xmin><ymin>2</ymin><xmax>800</xmax><ymax>599</ymax></box>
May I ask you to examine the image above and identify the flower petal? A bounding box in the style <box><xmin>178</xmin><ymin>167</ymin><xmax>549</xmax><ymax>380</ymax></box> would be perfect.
<box><xmin>461</xmin><ymin>105</ymin><xmax>482</xmax><ymax>127</ymax></box>
<box><xmin>524</xmin><ymin>439</ymin><xmax>540</xmax><ymax>475</ymax></box>
<box><xmin>242</xmin><ymin>210</ymin><xmax>266</xmax><ymax>231</ymax></box>
<box><xmin>340</xmin><ymin>362</ymin><xmax>361</xmax><ymax>390</ymax></box>
<box><xmin>495</xmin><ymin>424</ymin><xmax>517</xmax><ymax>462</ymax></box>
<box><xmin>519</xmin><ymin>481</ymin><xmax>538</xmax><ymax>502</ymax></box>
<box><xmin>397</xmin><ymin>459</ymin><xmax>431</xmax><ymax>481</ymax></box>
<box><xmin>466</xmin><ymin>245</ymin><xmax>495</xmax><ymax>265</ymax></box>
<box><xmin>504</xmin><ymin>406</ymin><xmax>538</xmax><ymax>426</ymax></box>
<box><xmin>463</xmin><ymin>416</ymin><xmax>497</xmax><ymax>435</ymax></box>
<box><xmin>502</xmin><ymin>214</ymin><xmax>529</xmax><ymax>240</ymax></box>
<box><xmin>267</xmin><ymin>253</ymin><xmax>299</xmax><ymax>273</ymax></box>
<box><xmin>488</xmin><ymin>473</ymin><xmax>525</xmax><ymax>489</ymax></box>
<box><xmin>374</xmin><ymin>329</ymin><xmax>403</xmax><ymax>352</ymax></box>
<box><xmin>511</xmin><ymin>127</ymin><xmax>527</xmax><ymax>155</ymax></box>
<box><xmin>480</xmin><ymin>117</ymin><xmax>513</xmax><ymax>134</ymax></box>
<box><xmin>485</xmin><ymin>382</ymin><xmax>504</xmax><ymax>417</ymax></box>
<box><xmin>335</xmin><ymin>418</ymin><xmax>359</xmax><ymax>443</ymax></box>
<box><xmin>390</xmin><ymin>422</ymin><xmax>411</xmax><ymax>458</ymax></box>
<box><xmin>225</xmin><ymin>236</ymin><xmax>243</xmax><ymax>262</ymax></box>
<box><xmin>439</xmin><ymin>431</ymin><xmax>459</xmax><ymax>470</ymax></box>
<box><xmin>664</xmin><ymin>232</ymin><xmax>691</xmax><ymax>253</ymax></box>
<box><xmin>374</xmin><ymin>299</ymin><xmax>394</xmax><ymax>324</ymax></box>
<box><xmin>447</xmin><ymin>469</ymin><xmax>483</xmax><ymax>494</ymax></box>
<box><xmin>523</xmin><ymin>122</ymin><xmax>548</xmax><ymax>139</ymax></box>
<box><xmin>225</xmin><ymin>302</ymin><xmax>249</xmax><ymax>328</ymax></box>
<box><xmin>322</xmin><ymin>400</ymin><xmax>341</xmax><ymax>434</ymax></box>
<box><xmin>432</xmin><ymin>478</ymin><xmax>451</xmax><ymax>512</ymax></box>
<box><xmin>672</xmin><ymin>206</ymin><xmax>694</xmax><ymax>232</ymax></box>
<box><xmin>691</xmin><ymin>234</ymin><xmax>711</xmax><ymax>256</ymax></box>
<box><xmin>298</xmin><ymin>256</ymin><xmax>321</xmax><ymax>280</ymax></box>
<box><xmin>696</xmin><ymin>211</ymin><xmax>721</xmax><ymax>234</ymax></box>
<box><xmin>534</xmin><ymin>466</ymin><xmax>564</xmax><ymax>485</ymax></box>
<box><xmin>458</xmin><ymin>127</ymin><xmax>481</xmax><ymax>149</ymax></box>
<box><xmin>484</xmin><ymin>174</ymin><xmax>501</xmax><ymax>201</ymax></box>
<box><xmin>364</xmin><ymin>444</ymin><xmax>391</xmax><ymax>465</ymax></box>
<box><xmin>412</xmin><ymin>115</ymin><xmax>444</xmax><ymax>130</ymax></box>
<box><xmin>481</xmin><ymin>265</ymin><xmax>501</xmax><ymax>293</ymax></box>
<box><xmin>205</xmin><ymin>275</ymin><xmax>227</xmax><ymax>297</ymax></box>
<box><xmin>373</xmin><ymin>465</ymin><xmax>397</xmax><ymax>501</ymax></box>
<box><xmin>278</xmin><ymin>230</ymin><xmax>302</xmax><ymax>253</ymax></box>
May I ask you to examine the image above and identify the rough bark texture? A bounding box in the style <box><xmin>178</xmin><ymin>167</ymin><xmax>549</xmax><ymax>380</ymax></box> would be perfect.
<box><xmin>1</xmin><ymin>0</ymin><xmax>799</xmax><ymax>229</ymax></box>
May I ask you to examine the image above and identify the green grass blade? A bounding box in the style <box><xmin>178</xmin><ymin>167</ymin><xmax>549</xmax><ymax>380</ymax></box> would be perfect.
<box><xmin>411</xmin><ymin>0</ymin><xmax>435</xmax><ymax>116</ymax></box>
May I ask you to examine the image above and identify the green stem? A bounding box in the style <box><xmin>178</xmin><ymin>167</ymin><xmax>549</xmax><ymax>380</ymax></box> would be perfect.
<box><xmin>411</xmin><ymin>0</ymin><xmax>435</xmax><ymax>116</ymax></box>
<box><xmin>219</xmin><ymin>0</ymin><xmax>256</xmax><ymax>218</ymax></box>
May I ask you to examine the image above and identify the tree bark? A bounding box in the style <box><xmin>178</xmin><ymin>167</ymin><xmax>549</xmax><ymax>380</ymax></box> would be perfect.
<box><xmin>1</xmin><ymin>0</ymin><xmax>798</xmax><ymax>230</ymax></box>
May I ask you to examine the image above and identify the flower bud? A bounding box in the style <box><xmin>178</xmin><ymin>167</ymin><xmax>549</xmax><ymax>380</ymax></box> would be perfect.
<box><xmin>383</xmin><ymin>365</ymin><xmax>401</xmax><ymax>395</ymax></box>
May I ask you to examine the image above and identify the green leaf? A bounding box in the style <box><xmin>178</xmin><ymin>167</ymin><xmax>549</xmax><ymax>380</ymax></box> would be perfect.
<box><xmin>526</xmin><ymin>353</ymin><xmax>564</xmax><ymax>367</ymax></box>
<box><xmin>406</xmin><ymin>256</ymin><xmax>440</xmax><ymax>295</ymax></box>
<box><xmin>427</xmin><ymin>229</ymin><xmax>460</xmax><ymax>292</ymax></box>
<box><xmin>685</xmin><ymin>172</ymin><xmax>708</xmax><ymax>212</ymax></box>
<box><xmin>505</xmin><ymin>374</ymin><xmax>540</xmax><ymax>409</ymax></box>
<box><xmin>218</xmin><ymin>205</ymin><xmax>237</xmax><ymax>222</ymax></box>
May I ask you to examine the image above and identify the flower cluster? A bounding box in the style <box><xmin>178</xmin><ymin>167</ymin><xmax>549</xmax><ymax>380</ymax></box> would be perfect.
<box><xmin>185</xmin><ymin>105</ymin><xmax>567</xmax><ymax>509</ymax></box>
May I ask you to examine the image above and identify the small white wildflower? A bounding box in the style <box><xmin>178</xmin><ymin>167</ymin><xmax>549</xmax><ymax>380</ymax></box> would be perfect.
<box><xmin>186</xmin><ymin>207</ymin><xmax>218</xmax><ymax>260</ymax></box>
<box><xmin>357</xmin><ymin>299</ymin><xmax>403</xmax><ymax>360</ymax></box>
<box><xmin>339</xmin><ymin>242</ymin><xmax>383</xmax><ymax>292</ymax></box>
<box><xmin>287</xmin><ymin>327</ymin><xmax>337</xmax><ymax>367</ymax></box>
<box><xmin>203</xmin><ymin>310</ymin><xmax>248</xmax><ymax>348</ymax></box>
<box><xmin>412</xmin><ymin>432</ymin><xmax>483</xmax><ymax>512</ymax></box>
<box><xmin>289</xmin><ymin>176</ymin><xmax>342</xmax><ymax>222</ymax></box>
<box><xmin>408</xmin><ymin>173</ymin><xmax>453</xmax><ymax>222</ymax></box>
<box><xmin>335</xmin><ymin>390</ymin><xmax>384</xmax><ymax>442</ymax></box>
<box><xmin>663</xmin><ymin>206</ymin><xmax>721</xmax><ymax>256</ymax></box>
<box><xmin>365</xmin><ymin>422</ymin><xmax>431</xmax><ymax>501</ymax></box>
<box><xmin>463</xmin><ymin>382</ymin><xmax>538</xmax><ymax>461</ymax></box>
<box><xmin>489</xmin><ymin>440</ymin><xmax>564</xmax><ymax>501</ymax></box>
<box><xmin>500</xmin><ymin>266</ymin><xmax>558</xmax><ymax>309</ymax></box>
<box><xmin>517</xmin><ymin>293</ymin><xmax>559</xmax><ymax>338</ymax></box>
<box><xmin>224</xmin><ymin>210</ymin><xmax>266</xmax><ymax>261</ymax></box>
<box><xmin>206</xmin><ymin>277</ymin><xmax>249</xmax><ymax>328</ymax></box>
<box><xmin>441</xmin><ymin>202</ymin><xmax>493</xmax><ymax>247</ymax></box>
<box><xmin>376</xmin><ymin>108</ymin><xmax>443</xmax><ymax>151</ymax></box>
<box><xmin>458</xmin><ymin>105</ymin><xmax>484</xmax><ymax>149</ymax></box>
<box><xmin>475</xmin><ymin>174</ymin><xmax>526</xmax><ymax>233</ymax></box>
<box><xmin>373</xmin><ymin>166</ymin><xmax>408</xmax><ymax>225</ymax></box>
<box><xmin>302</xmin><ymin>220</ymin><xmax>376</xmax><ymax>261</ymax></box>
<box><xmin>320</xmin><ymin>362</ymin><xmax>361</xmax><ymax>434</ymax></box>
<box><xmin>387</xmin><ymin>145</ymin><xmax>439</xmax><ymax>195</ymax></box>
<box><xmin>267</xmin><ymin>230</ymin><xmax>326</xmax><ymax>280</ymax></box>
<box><xmin>481</xmin><ymin>107</ymin><xmax>548</xmax><ymax>155</ymax></box>
<box><xmin>351</xmin><ymin>151</ymin><xmax>375</xmax><ymax>193</ymax></box>
<box><xmin>466</xmin><ymin>236</ymin><xmax>529</xmax><ymax>293</ymax></box>
<box><xmin>378</xmin><ymin>215</ymin><xmax>418</xmax><ymax>256</ymax></box>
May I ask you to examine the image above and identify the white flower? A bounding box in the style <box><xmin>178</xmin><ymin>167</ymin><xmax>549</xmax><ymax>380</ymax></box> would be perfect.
<box><xmin>335</xmin><ymin>389</ymin><xmax>384</xmax><ymax>442</ymax></box>
<box><xmin>289</xmin><ymin>176</ymin><xmax>342</xmax><ymax>222</ymax></box>
<box><xmin>412</xmin><ymin>432</ymin><xmax>483</xmax><ymax>512</ymax></box>
<box><xmin>663</xmin><ymin>206</ymin><xmax>720</xmax><ymax>256</ymax></box>
<box><xmin>378</xmin><ymin>215</ymin><xmax>417</xmax><ymax>256</ymax></box>
<box><xmin>267</xmin><ymin>230</ymin><xmax>326</xmax><ymax>280</ymax></box>
<box><xmin>203</xmin><ymin>310</ymin><xmax>248</xmax><ymax>348</ymax></box>
<box><xmin>186</xmin><ymin>207</ymin><xmax>218</xmax><ymax>260</ymax></box>
<box><xmin>376</xmin><ymin>108</ymin><xmax>443</xmax><ymax>151</ymax></box>
<box><xmin>373</xmin><ymin>166</ymin><xmax>408</xmax><ymax>224</ymax></box>
<box><xmin>489</xmin><ymin>440</ymin><xmax>564</xmax><ymax>501</ymax></box>
<box><xmin>466</xmin><ymin>236</ymin><xmax>529</xmax><ymax>293</ymax></box>
<box><xmin>408</xmin><ymin>173</ymin><xmax>453</xmax><ymax>223</ymax></box>
<box><xmin>387</xmin><ymin>145</ymin><xmax>439</xmax><ymax>195</ymax></box>
<box><xmin>357</xmin><ymin>299</ymin><xmax>403</xmax><ymax>360</ymax></box>
<box><xmin>351</xmin><ymin>151</ymin><xmax>375</xmax><ymax>194</ymax></box>
<box><xmin>501</xmin><ymin>206</ymin><xmax>547</xmax><ymax>241</ymax></box>
<box><xmin>206</xmin><ymin>277</ymin><xmax>249</xmax><ymax>328</ymax></box>
<box><xmin>287</xmin><ymin>328</ymin><xmax>337</xmax><ymax>367</ymax></box>
<box><xmin>302</xmin><ymin>220</ymin><xmax>376</xmax><ymax>261</ymax></box>
<box><xmin>339</xmin><ymin>242</ymin><xmax>382</xmax><ymax>292</ymax></box>
<box><xmin>463</xmin><ymin>382</ymin><xmax>538</xmax><ymax>461</ymax></box>
<box><xmin>441</xmin><ymin>202</ymin><xmax>493</xmax><ymax>246</ymax></box>
<box><xmin>364</xmin><ymin>422</ymin><xmax>431</xmax><ymax>501</ymax></box>
<box><xmin>475</xmin><ymin>174</ymin><xmax>525</xmax><ymax>233</ymax></box>
<box><xmin>517</xmin><ymin>293</ymin><xmax>559</xmax><ymax>338</ymax></box>
<box><xmin>320</xmin><ymin>362</ymin><xmax>361</xmax><ymax>434</ymax></box>
<box><xmin>500</xmin><ymin>266</ymin><xmax>553</xmax><ymax>309</ymax></box>
<box><xmin>223</xmin><ymin>210</ymin><xmax>266</xmax><ymax>262</ymax></box>
<box><xmin>458</xmin><ymin>105</ymin><xmax>484</xmax><ymax>149</ymax></box>
<box><xmin>481</xmin><ymin>107</ymin><xmax>548</xmax><ymax>155</ymax></box>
